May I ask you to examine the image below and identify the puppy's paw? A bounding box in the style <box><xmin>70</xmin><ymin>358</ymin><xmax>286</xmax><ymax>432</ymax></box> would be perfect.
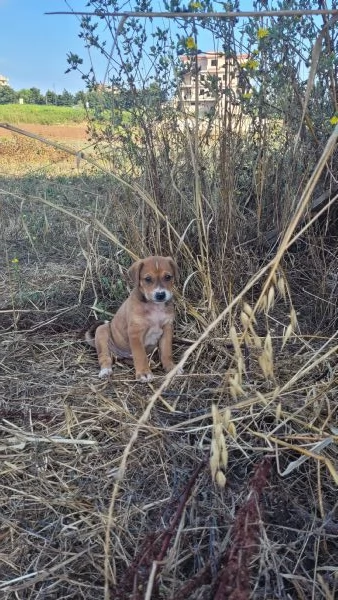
<box><xmin>136</xmin><ymin>371</ymin><xmax>154</xmax><ymax>383</ymax></box>
<box><xmin>98</xmin><ymin>367</ymin><xmax>113</xmax><ymax>379</ymax></box>
<box><xmin>164</xmin><ymin>363</ymin><xmax>184</xmax><ymax>376</ymax></box>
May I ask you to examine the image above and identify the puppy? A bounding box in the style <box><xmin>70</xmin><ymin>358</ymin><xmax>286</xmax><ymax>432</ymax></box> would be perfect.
<box><xmin>86</xmin><ymin>256</ymin><xmax>181</xmax><ymax>382</ymax></box>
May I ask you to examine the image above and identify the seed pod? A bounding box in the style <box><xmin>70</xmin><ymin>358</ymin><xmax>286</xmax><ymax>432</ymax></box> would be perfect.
<box><xmin>282</xmin><ymin>323</ymin><xmax>293</xmax><ymax>349</ymax></box>
<box><xmin>215</xmin><ymin>470</ymin><xmax>227</xmax><ymax>488</ymax></box>
<box><xmin>277</xmin><ymin>276</ymin><xmax>286</xmax><ymax>300</ymax></box>
<box><xmin>243</xmin><ymin>302</ymin><xmax>256</xmax><ymax>322</ymax></box>
<box><xmin>252</xmin><ymin>331</ymin><xmax>262</xmax><ymax>349</ymax></box>
<box><xmin>211</xmin><ymin>437</ymin><xmax>218</xmax><ymax>457</ymax></box>
<box><xmin>214</xmin><ymin>422</ymin><xmax>223</xmax><ymax>443</ymax></box>
<box><xmin>220</xmin><ymin>445</ymin><xmax>228</xmax><ymax>469</ymax></box>
<box><xmin>223</xmin><ymin>408</ymin><xmax>231</xmax><ymax>429</ymax></box>
<box><xmin>272</xmin><ymin>386</ymin><xmax>281</xmax><ymax>401</ymax></box>
<box><xmin>258</xmin><ymin>352</ymin><xmax>268</xmax><ymax>378</ymax></box>
<box><xmin>240</xmin><ymin>310</ymin><xmax>251</xmax><ymax>329</ymax></box>
<box><xmin>276</xmin><ymin>402</ymin><xmax>282</xmax><ymax>422</ymax></box>
<box><xmin>211</xmin><ymin>403</ymin><xmax>219</xmax><ymax>425</ymax></box>
<box><xmin>267</xmin><ymin>285</ymin><xmax>275</xmax><ymax>312</ymax></box>
<box><xmin>290</xmin><ymin>307</ymin><xmax>298</xmax><ymax>330</ymax></box>
<box><xmin>229</xmin><ymin>376</ymin><xmax>245</xmax><ymax>397</ymax></box>
<box><xmin>210</xmin><ymin>440</ymin><xmax>219</xmax><ymax>480</ymax></box>
<box><xmin>218</xmin><ymin>431</ymin><xmax>226</xmax><ymax>451</ymax></box>
<box><xmin>264</xmin><ymin>333</ymin><xmax>273</xmax><ymax>361</ymax></box>
<box><xmin>227</xmin><ymin>421</ymin><xmax>237</xmax><ymax>439</ymax></box>
<box><xmin>229</xmin><ymin>325</ymin><xmax>242</xmax><ymax>359</ymax></box>
<box><xmin>237</xmin><ymin>356</ymin><xmax>244</xmax><ymax>380</ymax></box>
<box><xmin>259</xmin><ymin>294</ymin><xmax>267</xmax><ymax>312</ymax></box>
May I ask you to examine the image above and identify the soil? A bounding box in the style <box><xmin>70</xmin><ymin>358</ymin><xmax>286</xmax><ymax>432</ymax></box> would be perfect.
<box><xmin>0</xmin><ymin>122</ymin><xmax>88</xmax><ymax>140</ymax></box>
<box><xmin>0</xmin><ymin>123</ymin><xmax>91</xmax><ymax>175</ymax></box>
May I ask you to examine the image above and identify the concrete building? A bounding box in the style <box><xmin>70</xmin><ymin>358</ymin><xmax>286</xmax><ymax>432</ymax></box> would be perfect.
<box><xmin>177</xmin><ymin>52</ymin><xmax>247</xmax><ymax>115</ymax></box>
<box><xmin>0</xmin><ymin>74</ymin><xmax>9</xmax><ymax>87</ymax></box>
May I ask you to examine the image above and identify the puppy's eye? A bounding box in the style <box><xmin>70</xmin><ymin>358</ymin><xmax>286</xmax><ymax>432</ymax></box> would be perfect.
<box><xmin>163</xmin><ymin>274</ymin><xmax>172</xmax><ymax>281</ymax></box>
<box><xmin>144</xmin><ymin>276</ymin><xmax>153</xmax><ymax>284</ymax></box>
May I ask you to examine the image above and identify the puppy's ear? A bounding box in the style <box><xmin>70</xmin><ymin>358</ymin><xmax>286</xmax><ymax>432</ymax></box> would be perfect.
<box><xmin>166</xmin><ymin>257</ymin><xmax>179</xmax><ymax>282</ymax></box>
<box><xmin>128</xmin><ymin>259</ymin><xmax>143</xmax><ymax>286</ymax></box>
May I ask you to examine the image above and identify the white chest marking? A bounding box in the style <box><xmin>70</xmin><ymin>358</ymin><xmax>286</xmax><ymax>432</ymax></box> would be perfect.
<box><xmin>144</xmin><ymin>305</ymin><xmax>173</xmax><ymax>348</ymax></box>
<box><xmin>144</xmin><ymin>327</ymin><xmax>164</xmax><ymax>347</ymax></box>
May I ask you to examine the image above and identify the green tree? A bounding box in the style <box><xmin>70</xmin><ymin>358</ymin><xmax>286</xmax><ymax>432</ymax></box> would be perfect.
<box><xmin>0</xmin><ymin>85</ymin><xmax>17</xmax><ymax>104</ymax></box>
<box><xmin>58</xmin><ymin>89</ymin><xmax>74</xmax><ymax>106</ymax></box>
<box><xmin>29</xmin><ymin>87</ymin><xmax>44</xmax><ymax>104</ymax></box>
<box><xmin>18</xmin><ymin>87</ymin><xmax>44</xmax><ymax>104</ymax></box>
<box><xmin>45</xmin><ymin>90</ymin><xmax>57</xmax><ymax>104</ymax></box>
<box><xmin>74</xmin><ymin>90</ymin><xmax>86</xmax><ymax>105</ymax></box>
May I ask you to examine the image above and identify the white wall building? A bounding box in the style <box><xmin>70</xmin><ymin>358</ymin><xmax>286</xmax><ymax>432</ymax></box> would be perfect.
<box><xmin>0</xmin><ymin>74</ymin><xmax>10</xmax><ymax>87</ymax></box>
<box><xmin>177</xmin><ymin>52</ymin><xmax>247</xmax><ymax>115</ymax></box>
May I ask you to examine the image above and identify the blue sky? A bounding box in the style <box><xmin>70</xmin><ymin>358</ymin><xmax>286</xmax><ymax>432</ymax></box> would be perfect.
<box><xmin>0</xmin><ymin>0</ymin><xmax>257</xmax><ymax>94</ymax></box>
<box><xmin>0</xmin><ymin>0</ymin><xmax>102</xmax><ymax>93</ymax></box>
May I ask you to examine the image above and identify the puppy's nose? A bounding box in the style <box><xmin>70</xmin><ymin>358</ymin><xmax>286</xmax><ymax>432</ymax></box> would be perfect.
<box><xmin>155</xmin><ymin>290</ymin><xmax>166</xmax><ymax>302</ymax></box>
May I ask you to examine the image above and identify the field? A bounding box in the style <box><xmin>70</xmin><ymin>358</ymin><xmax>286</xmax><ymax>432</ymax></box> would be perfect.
<box><xmin>0</xmin><ymin>104</ymin><xmax>127</xmax><ymax>175</ymax></box>
<box><xmin>0</xmin><ymin>108</ymin><xmax>90</xmax><ymax>175</ymax></box>
<box><xmin>0</xmin><ymin>103</ymin><xmax>87</xmax><ymax>125</ymax></box>
<box><xmin>1</xmin><ymin>99</ymin><xmax>338</xmax><ymax>600</ymax></box>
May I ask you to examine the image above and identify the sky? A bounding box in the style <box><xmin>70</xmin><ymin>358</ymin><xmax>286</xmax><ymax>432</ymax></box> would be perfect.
<box><xmin>0</xmin><ymin>0</ymin><xmax>259</xmax><ymax>94</ymax></box>
<box><xmin>0</xmin><ymin>0</ymin><xmax>106</xmax><ymax>93</ymax></box>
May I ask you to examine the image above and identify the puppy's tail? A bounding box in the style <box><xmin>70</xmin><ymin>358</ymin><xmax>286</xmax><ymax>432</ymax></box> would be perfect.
<box><xmin>85</xmin><ymin>320</ymin><xmax>107</xmax><ymax>347</ymax></box>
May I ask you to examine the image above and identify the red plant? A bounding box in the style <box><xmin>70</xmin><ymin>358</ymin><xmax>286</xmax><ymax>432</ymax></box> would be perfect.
<box><xmin>213</xmin><ymin>456</ymin><xmax>272</xmax><ymax>600</ymax></box>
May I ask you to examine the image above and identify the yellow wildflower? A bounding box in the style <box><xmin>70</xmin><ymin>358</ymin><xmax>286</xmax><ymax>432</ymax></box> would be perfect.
<box><xmin>245</xmin><ymin>59</ymin><xmax>259</xmax><ymax>70</ymax></box>
<box><xmin>330</xmin><ymin>115</ymin><xmax>338</xmax><ymax>125</ymax></box>
<box><xmin>257</xmin><ymin>27</ymin><xmax>269</xmax><ymax>39</ymax></box>
<box><xmin>186</xmin><ymin>37</ymin><xmax>197</xmax><ymax>50</ymax></box>
<box><xmin>11</xmin><ymin>258</ymin><xmax>19</xmax><ymax>264</ymax></box>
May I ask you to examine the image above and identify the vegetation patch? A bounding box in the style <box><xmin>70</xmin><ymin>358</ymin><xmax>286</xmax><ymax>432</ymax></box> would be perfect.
<box><xmin>0</xmin><ymin>103</ymin><xmax>87</xmax><ymax>125</ymax></box>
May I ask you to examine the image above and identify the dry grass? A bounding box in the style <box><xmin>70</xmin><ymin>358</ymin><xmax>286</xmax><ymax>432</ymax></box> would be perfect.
<box><xmin>1</xmin><ymin>113</ymin><xmax>338</xmax><ymax>600</ymax></box>
<box><xmin>1</xmin><ymin>312</ymin><xmax>337</xmax><ymax>599</ymax></box>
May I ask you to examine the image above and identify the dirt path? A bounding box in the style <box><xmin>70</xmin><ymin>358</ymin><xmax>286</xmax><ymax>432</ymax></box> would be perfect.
<box><xmin>0</xmin><ymin>123</ymin><xmax>88</xmax><ymax>141</ymax></box>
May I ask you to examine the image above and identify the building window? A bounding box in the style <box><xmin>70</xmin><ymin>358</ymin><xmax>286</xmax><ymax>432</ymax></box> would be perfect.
<box><xmin>211</xmin><ymin>59</ymin><xmax>217</xmax><ymax>66</ymax></box>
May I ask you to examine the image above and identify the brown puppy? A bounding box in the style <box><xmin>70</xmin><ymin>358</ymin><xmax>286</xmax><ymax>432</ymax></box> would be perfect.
<box><xmin>86</xmin><ymin>256</ymin><xmax>182</xmax><ymax>382</ymax></box>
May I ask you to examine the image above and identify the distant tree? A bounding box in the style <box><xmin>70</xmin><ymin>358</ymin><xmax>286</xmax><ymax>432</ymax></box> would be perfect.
<box><xmin>111</xmin><ymin>88</ymin><xmax>133</xmax><ymax>111</ymax></box>
<box><xmin>74</xmin><ymin>90</ymin><xmax>86</xmax><ymax>105</ymax></box>
<box><xmin>45</xmin><ymin>90</ymin><xmax>57</xmax><ymax>105</ymax></box>
<box><xmin>140</xmin><ymin>82</ymin><xmax>167</xmax><ymax>107</ymax></box>
<box><xmin>18</xmin><ymin>89</ymin><xmax>30</xmax><ymax>103</ymax></box>
<box><xmin>0</xmin><ymin>85</ymin><xmax>17</xmax><ymax>104</ymax></box>
<box><xmin>18</xmin><ymin>87</ymin><xmax>44</xmax><ymax>104</ymax></box>
<box><xmin>29</xmin><ymin>87</ymin><xmax>44</xmax><ymax>104</ymax></box>
<box><xmin>59</xmin><ymin>89</ymin><xmax>74</xmax><ymax>106</ymax></box>
<box><xmin>86</xmin><ymin>90</ymin><xmax>105</xmax><ymax>110</ymax></box>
